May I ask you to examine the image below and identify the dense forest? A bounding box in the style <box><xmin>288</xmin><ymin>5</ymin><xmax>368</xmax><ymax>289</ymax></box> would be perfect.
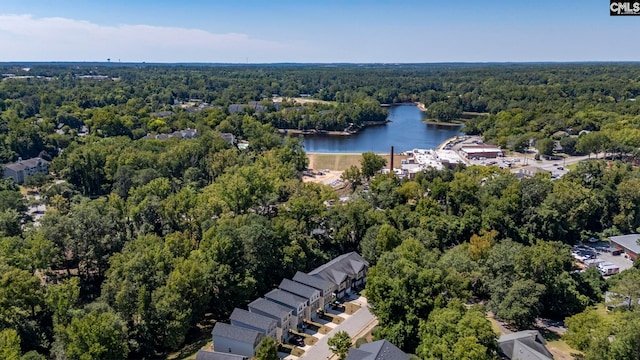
<box><xmin>0</xmin><ymin>63</ymin><xmax>639</xmax><ymax>359</ymax></box>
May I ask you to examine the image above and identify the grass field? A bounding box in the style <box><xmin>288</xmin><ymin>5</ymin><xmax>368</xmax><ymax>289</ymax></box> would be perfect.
<box><xmin>307</xmin><ymin>153</ymin><xmax>409</xmax><ymax>171</ymax></box>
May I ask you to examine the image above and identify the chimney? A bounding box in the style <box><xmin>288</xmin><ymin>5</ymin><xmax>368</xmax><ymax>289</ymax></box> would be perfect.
<box><xmin>390</xmin><ymin>146</ymin><xmax>394</xmax><ymax>172</ymax></box>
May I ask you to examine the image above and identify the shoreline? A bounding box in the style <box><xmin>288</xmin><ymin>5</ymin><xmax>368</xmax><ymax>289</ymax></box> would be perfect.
<box><xmin>422</xmin><ymin>120</ymin><xmax>465</xmax><ymax>127</ymax></box>
<box><xmin>279</xmin><ymin>120</ymin><xmax>390</xmax><ymax>137</ymax></box>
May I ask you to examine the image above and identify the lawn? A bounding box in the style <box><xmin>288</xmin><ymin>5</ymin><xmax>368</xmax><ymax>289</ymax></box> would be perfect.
<box><xmin>306</xmin><ymin>153</ymin><xmax>408</xmax><ymax>171</ymax></box>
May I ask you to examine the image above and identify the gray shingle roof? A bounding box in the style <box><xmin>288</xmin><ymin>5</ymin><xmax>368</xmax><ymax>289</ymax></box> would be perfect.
<box><xmin>308</xmin><ymin>252</ymin><xmax>369</xmax><ymax>286</ymax></box>
<box><xmin>211</xmin><ymin>322</ymin><xmax>262</xmax><ymax>346</ymax></box>
<box><xmin>248</xmin><ymin>298</ymin><xmax>292</xmax><ymax>321</ymax></box>
<box><xmin>279</xmin><ymin>278</ymin><xmax>319</xmax><ymax>300</ymax></box>
<box><xmin>609</xmin><ymin>234</ymin><xmax>640</xmax><ymax>255</ymax></box>
<box><xmin>230</xmin><ymin>308</ymin><xmax>276</xmax><ymax>332</ymax></box>
<box><xmin>264</xmin><ymin>289</ymin><xmax>307</xmax><ymax>311</ymax></box>
<box><xmin>345</xmin><ymin>340</ymin><xmax>408</xmax><ymax>360</ymax></box>
<box><xmin>498</xmin><ymin>330</ymin><xmax>553</xmax><ymax>360</ymax></box>
<box><xmin>195</xmin><ymin>350</ymin><xmax>247</xmax><ymax>360</ymax></box>
<box><xmin>292</xmin><ymin>271</ymin><xmax>333</xmax><ymax>293</ymax></box>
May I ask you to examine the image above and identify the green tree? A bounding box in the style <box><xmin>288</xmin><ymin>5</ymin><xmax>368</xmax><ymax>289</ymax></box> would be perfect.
<box><xmin>328</xmin><ymin>331</ymin><xmax>352</xmax><ymax>360</ymax></box>
<box><xmin>535</xmin><ymin>138</ymin><xmax>555</xmax><ymax>156</ymax></box>
<box><xmin>360</xmin><ymin>152</ymin><xmax>386</xmax><ymax>180</ymax></box>
<box><xmin>0</xmin><ymin>329</ymin><xmax>21</xmax><ymax>360</ymax></box>
<box><xmin>417</xmin><ymin>300</ymin><xmax>497</xmax><ymax>360</ymax></box>
<box><xmin>341</xmin><ymin>165</ymin><xmax>362</xmax><ymax>187</ymax></box>
<box><xmin>495</xmin><ymin>279</ymin><xmax>545</xmax><ymax>329</ymax></box>
<box><xmin>60</xmin><ymin>310</ymin><xmax>129</xmax><ymax>360</ymax></box>
<box><xmin>255</xmin><ymin>336</ymin><xmax>279</xmax><ymax>360</ymax></box>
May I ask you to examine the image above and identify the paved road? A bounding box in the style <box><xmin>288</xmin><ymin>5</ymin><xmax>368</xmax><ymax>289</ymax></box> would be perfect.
<box><xmin>297</xmin><ymin>296</ymin><xmax>376</xmax><ymax>360</ymax></box>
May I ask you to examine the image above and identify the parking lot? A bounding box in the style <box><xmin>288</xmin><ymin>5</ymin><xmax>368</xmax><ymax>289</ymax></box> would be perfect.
<box><xmin>573</xmin><ymin>241</ymin><xmax>634</xmax><ymax>276</ymax></box>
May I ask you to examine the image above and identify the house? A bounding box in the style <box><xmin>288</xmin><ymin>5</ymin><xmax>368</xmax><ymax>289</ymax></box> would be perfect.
<box><xmin>264</xmin><ymin>289</ymin><xmax>309</xmax><ymax>328</ymax></box>
<box><xmin>3</xmin><ymin>157</ymin><xmax>49</xmax><ymax>184</ymax></box>
<box><xmin>514</xmin><ymin>166</ymin><xmax>551</xmax><ymax>179</ymax></box>
<box><xmin>195</xmin><ymin>350</ymin><xmax>247</xmax><ymax>360</ymax></box>
<box><xmin>308</xmin><ymin>252</ymin><xmax>369</xmax><ymax>299</ymax></box>
<box><xmin>230</xmin><ymin>308</ymin><xmax>278</xmax><ymax>341</ymax></box>
<box><xmin>345</xmin><ymin>340</ymin><xmax>408</xmax><ymax>360</ymax></box>
<box><xmin>278</xmin><ymin>278</ymin><xmax>321</xmax><ymax>320</ymax></box>
<box><xmin>292</xmin><ymin>271</ymin><xmax>337</xmax><ymax>312</ymax></box>
<box><xmin>149</xmin><ymin>110</ymin><xmax>175</xmax><ymax>118</ymax></box>
<box><xmin>211</xmin><ymin>322</ymin><xmax>263</xmax><ymax>358</ymax></box>
<box><xmin>248</xmin><ymin>297</ymin><xmax>295</xmax><ymax>341</ymax></box>
<box><xmin>498</xmin><ymin>330</ymin><xmax>553</xmax><ymax>360</ymax></box>
<box><xmin>219</xmin><ymin>133</ymin><xmax>236</xmax><ymax>145</ymax></box>
<box><xmin>609</xmin><ymin>234</ymin><xmax>640</xmax><ymax>260</ymax></box>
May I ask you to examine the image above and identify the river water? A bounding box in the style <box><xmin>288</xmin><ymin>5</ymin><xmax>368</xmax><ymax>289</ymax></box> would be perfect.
<box><xmin>302</xmin><ymin>104</ymin><xmax>464</xmax><ymax>153</ymax></box>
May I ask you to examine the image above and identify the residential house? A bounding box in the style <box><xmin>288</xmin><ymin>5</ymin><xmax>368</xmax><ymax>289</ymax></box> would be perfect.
<box><xmin>264</xmin><ymin>289</ymin><xmax>309</xmax><ymax>328</ymax></box>
<box><xmin>514</xmin><ymin>166</ymin><xmax>551</xmax><ymax>179</ymax></box>
<box><xmin>292</xmin><ymin>271</ymin><xmax>336</xmax><ymax>311</ymax></box>
<box><xmin>248</xmin><ymin>297</ymin><xmax>295</xmax><ymax>342</ymax></box>
<box><xmin>308</xmin><ymin>252</ymin><xmax>369</xmax><ymax>299</ymax></box>
<box><xmin>498</xmin><ymin>330</ymin><xmax>553</xmax><ymax>360</ymax></box>
<box><xmin>211</xmin><ymin>322</ymin><xmax>263</xmax><ymax>358</ymax></box>
<box><xmin>3</xmin><ymin>157</ymin><xmax>48</xmax><ymax>184</ymax></box>
<box><xmin>195</xmin><ymin>350</ymin><xmax>247</xmax><ymax>360</ymax></box>
<box><xmin>278</xmin><ymin>278</ymin><xmax>321</xmax><ymax>320</ymax></box>
<box><xmin>230</xmin><ymin>308</ymin><xmax>278</xmax><ymax>341</ymax></box>
<box><xmin>345</xmin><ymin>340</ymin><xmax>408</xmax><ymax>360</ymax></box>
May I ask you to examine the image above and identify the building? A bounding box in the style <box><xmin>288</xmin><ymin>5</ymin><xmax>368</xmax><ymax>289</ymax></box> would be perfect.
<box><xmin>609</xmin><ymin>234</ymin><xmax>640</xmax><ymax>260</ymax></box>
<box><xmin>346</xmin><ymin>340</ymin><xmax>408</xmax><ymax>360</ymax></box>
<box><xmin>248</xmin><ymin>297</ymin><xmax>295</xmax><ymax>342</ymax></box>
<box><xmin>514</xmin><ymin>166</ymin><xmax>551</xmax><ymax>179</ymax></box>
<box><xmin>211</xmin><ymin>322</ymin><xmax>263</xmax><ymax>358</ymax></box>
<box><xmin>230</xmin><ymin>308</ymin><xmax>278</xmax><ymax>341</ymax></box>
<box><xmin>292</xmin><ymin>271</ymin><xmax>336</xmax><ymax>312</ymax></box>
<box><xmin>3</xmin><ymin>157</ymin><xmax>49</xmax><ymax>184</ymax></box>
<box><xmin>195</xmin><ymin>350</ymin><xmax>247</xmax><ymax>360</ymax></box>
<box><xmin>264</xmin><ymin>289</ymin><xmax>309</xmax><ymax>328</ymax></box>
<box><xmin>498</xmin><ymin>330</ymin><xmax>553</xmax><ymax>360</ymax></box>
<box><xmin>308</xmin><ymin>252</ymin><xmax>369</xmax><ymax>300</ymax></box>
<box><xmin>460</xmin><ymin>144</ymin><xmax>503</xmax><ymax>159</ymax></box>
<box><xmin>278</xmin><ymin>278</ymin><xmax>321</xmax><ymax>320</ymax></box>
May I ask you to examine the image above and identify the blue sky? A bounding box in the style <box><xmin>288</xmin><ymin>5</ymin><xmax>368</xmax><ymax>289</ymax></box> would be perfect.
<box><xmin>1</xmin><ymin>0</ymin><xmax>638</xmax><ymax>62</ymax></box>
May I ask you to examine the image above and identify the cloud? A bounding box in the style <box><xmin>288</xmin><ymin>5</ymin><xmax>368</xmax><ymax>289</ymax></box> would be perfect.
<box><xmin>0</xmin><ymin>14</ymin><xmax>287</xmax><ymax>62</ymax></box>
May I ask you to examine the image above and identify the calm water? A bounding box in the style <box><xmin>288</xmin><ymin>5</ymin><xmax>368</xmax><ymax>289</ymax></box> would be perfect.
<box><xmin>302</xmin><ymin>104</ymin><xmax>464</xmax><ymax>153</ymax></box>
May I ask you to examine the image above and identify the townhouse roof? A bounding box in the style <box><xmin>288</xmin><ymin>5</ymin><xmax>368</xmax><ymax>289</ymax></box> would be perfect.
<box><xmin>248</xmin><ymin>297</ymin><xmax>292</xmax><ymax>320</ymax></box>
<box><xmin>230</xmin><ymin>308</ymin><xmax>276</xmax><ymax>332</ymax></box>
<box><xmin>308</xmin><ymin>252</ymin><xmax>369</xmax><ymax>285</ymax></box>
<box><xmin>279</xmin><ymin>278</ymin><xmax>320</xmax><ymax>300</ymax></box>
<box><xmin>264</xmin><ymin>288</ymin><xmax>307</xmax><ymax>310</ymax></box>
<box><xmin>211</xmin><ymin>322</ymin><xmax>262</xmax><ymax>346</ymax></box>
<box><xmin>292</xmin><ymin>271</ymin><xmax>334</xmax><ymax>292</ymax></box>
<box><xmin>195</xmin><ymin>350</ymin><xmax>247</xmax><ymax>360</ymax></box>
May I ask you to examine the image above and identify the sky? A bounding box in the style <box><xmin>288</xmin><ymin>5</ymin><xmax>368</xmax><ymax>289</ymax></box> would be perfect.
<box><xmin>1</xmin><ymin>0</ymin><xmax>639</xmax><ymax>63</ymax></box>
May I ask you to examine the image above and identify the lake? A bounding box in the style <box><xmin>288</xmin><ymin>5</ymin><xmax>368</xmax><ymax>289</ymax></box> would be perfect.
<box><xmin>302</xmin><ymin>104</ymin><xmax>464</xmax><ymax>153</ymax></box>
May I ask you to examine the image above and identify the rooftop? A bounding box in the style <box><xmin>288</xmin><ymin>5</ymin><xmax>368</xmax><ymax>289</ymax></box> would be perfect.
<box><xmin>211</xmin><ymin>322</ymin><xmax>262</xmax><ymax>346</ymax></box>
<box><xmin>248</xmin><ymin>297</ymin><xmax>293</xmax><ymax>320</ymax></box>
<box><xmin>195</xmin><ymin>350</ymin><xmax>247</xmax><ymax>360</ymax></box>
<box><xmin>230</xmin><ymin>308</ymin><xmax>276</xmax><ymax>332</ymax></box>
<box><xmin>609</xmin><ymin>234</ymin><xmax>640</xmax><ymax>255</ymax></box>
<box><xmin>345</xmin><ymin>340</ymin><xmax>408</xmax><ymax>360</ymax></box>
<box><xmin>279</xmin><ymin>278</ymin><xmax>320</xmax><ymax>300</ymax></box>
<box><xmin>292</xmin><ymin>271</ymin><xmax>333</xmax><ymax>292</ymax></box>
<box><xmin>498</xmin><ymin>330</ymin><xmax>553</xmax><ymax>360</ymax></box>
<box><xmin>264</xmin><ymin>289</ymin><xmax>308</xmax><ymax>310</ymax></box>
<box><xmin>308</xmin><ymin>252</ymin><xmax>369</xmax><ymax>286</ymax></box>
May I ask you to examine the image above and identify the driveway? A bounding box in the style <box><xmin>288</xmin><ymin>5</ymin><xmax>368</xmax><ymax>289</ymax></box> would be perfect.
<box><xmin>289</xmin><ymin>295</ymin><xmax>377</xmax><ymax>360</ymax></box>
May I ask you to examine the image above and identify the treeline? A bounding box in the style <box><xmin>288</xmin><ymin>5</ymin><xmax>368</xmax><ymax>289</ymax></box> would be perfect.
<box><xmin>2</xmin><ymin>63</ymin><xmax>640</xmax><ymax>162</ymax></box>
